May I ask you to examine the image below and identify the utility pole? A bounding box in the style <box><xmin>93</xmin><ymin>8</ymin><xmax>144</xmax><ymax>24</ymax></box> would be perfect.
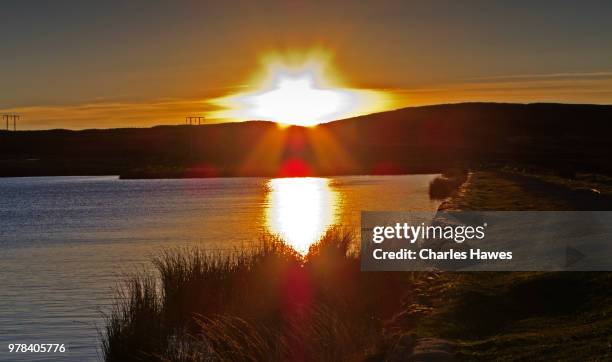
<box><xmin>183</xmin><ymin>116</ymin><xmax>205</xmax><ymax>160</ymax></box>
<box><xmin>184</xmin><ymin>116</ymin><xmax>205</xmax><ymax>125</ymax></box>
<box><xmin>2</xmin><ymin>114</ymin><xmax>19</xmax><ymax>131</ymax></box>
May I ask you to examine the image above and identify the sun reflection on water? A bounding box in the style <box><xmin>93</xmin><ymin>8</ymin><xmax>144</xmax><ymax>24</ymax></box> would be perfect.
<box><xmin>265</xmin><ymin>177</ymin><xmax>339</xmax><ymax>254</ymax></box>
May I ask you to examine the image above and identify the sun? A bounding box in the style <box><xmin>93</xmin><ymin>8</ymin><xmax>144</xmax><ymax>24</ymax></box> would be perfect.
<box><xmin>208</xmin><ymin>50</ymin><xmax>392</xmax><ymax>126</ymax></box>
<box><xmin>241</xmin><ymin>70</ymin><xmax>356</xmax><ymax>127</ymax></box>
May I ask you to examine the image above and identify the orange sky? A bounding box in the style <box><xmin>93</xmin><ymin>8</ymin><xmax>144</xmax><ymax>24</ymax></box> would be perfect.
<box><xmin>1</xmin><ymin>1</ymin><xmax>611</xmax><ymax>129</ymax></box>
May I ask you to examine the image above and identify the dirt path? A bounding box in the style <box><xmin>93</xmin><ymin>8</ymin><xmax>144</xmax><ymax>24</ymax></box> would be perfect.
<box><xmin>440</xmin><ymin>171</ymin><xmax>612</xmax><ymax>211</ymax></box>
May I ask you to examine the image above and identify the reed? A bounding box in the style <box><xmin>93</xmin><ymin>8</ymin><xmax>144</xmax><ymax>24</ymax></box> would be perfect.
<box><xmin>102</xmin><ymin>229</ymin><xmax>408</xmax><ymax>361</ymax></box>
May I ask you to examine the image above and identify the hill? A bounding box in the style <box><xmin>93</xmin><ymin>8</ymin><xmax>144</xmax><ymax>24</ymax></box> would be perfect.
<box><xmin>1</xmin><ymin>102</ymin><xmax>611</xmax><ymax>177</ymax></box>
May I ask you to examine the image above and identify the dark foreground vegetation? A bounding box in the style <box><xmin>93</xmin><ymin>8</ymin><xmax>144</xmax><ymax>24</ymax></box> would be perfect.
<box><xmin>2</xmin><ymin>103</ymin><xmax>612</xmax><ymax>178</ymax></box>
<box><xmin>103</xmin><ymin>232</ymin><xmax>612</xmax><ymax>362</ymax></box>
<box><xmin>103</xmin><ymin>172</ymin><xmax>612</xmax><ymax>361</ymax></box>
<box><xmin>410</xmin><ymin>271</ymin><xmax>612</xmax><ymax>360</ymax></box>
<box><xmin>103</xmin><ymin>230</ymin><xmax>415</xmax><ymax>361</ymax></box>
<box><xmin>435</xmin><ymin>171</ymin><xmax>612</xmax><ymax>360</ymax></box>
<box><xmin>429</xmin><ymin>169</ymin><xmax>469</xmax><ymax>200</ymax></box>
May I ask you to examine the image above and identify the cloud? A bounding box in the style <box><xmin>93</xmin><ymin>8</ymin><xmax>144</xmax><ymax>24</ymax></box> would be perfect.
<box><xmin>467</xmin><ymin>71</ymin><xmax>612</xmax><ymax>81</ymax></box>
<box><xmin>0</xmin><ymin>98</ymin><xmax>219</xmax><ymax>130</ymax></box>
<box><xmin>390</xmin><ymin>73</ymin><xmax>612</xmax><ymax>107</ymax></box>
<box><xmin>2</xmin><ymin>72</ymin><xmax>611</xmax><ymax>130</ymax></box>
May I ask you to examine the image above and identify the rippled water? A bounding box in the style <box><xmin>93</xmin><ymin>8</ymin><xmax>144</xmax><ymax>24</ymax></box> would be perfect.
<box><xmin>0</xmin><ymin>175</ymin><xmax>440</xmax><ymax>361</ymax></box>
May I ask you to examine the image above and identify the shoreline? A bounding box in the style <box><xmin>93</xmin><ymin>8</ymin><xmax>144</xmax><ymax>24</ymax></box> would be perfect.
<box><xmin>394</xmin><ymin>170</ymin><xmax>612</xmax><ymax>360</ymax></box>
<box><xmin>438</xmin><ymin>170</ymin><xmax>612</xmax><ymax>211</ymax></box>
<box><xmin>0</xmin><ymin>170</ymin><xmax>444</xmax><ymax>180</ymax></box>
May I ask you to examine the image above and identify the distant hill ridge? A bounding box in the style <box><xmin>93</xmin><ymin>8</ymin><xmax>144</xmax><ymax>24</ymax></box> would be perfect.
<box><xmin>1</xmin><ymin>102</ymin><xmax>611</xmax><ymax>177</ymax></box>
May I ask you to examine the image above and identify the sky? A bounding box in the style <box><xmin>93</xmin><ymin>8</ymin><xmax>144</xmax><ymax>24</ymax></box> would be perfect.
<box><xmin>1</xmin><ymin>0</ymin><xmax>612</xmax><ymax>129</ymax></box>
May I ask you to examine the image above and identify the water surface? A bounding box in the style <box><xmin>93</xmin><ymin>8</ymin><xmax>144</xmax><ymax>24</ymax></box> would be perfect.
<box><xmin>0</xmin><ymin>175</ymin><xmax>439</xmax><ymax>360</ymax></box>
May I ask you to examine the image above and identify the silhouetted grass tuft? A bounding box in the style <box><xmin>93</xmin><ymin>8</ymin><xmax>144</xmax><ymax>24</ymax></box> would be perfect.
<box><xmin>429</xmin><ymin>169</ymin><xmax>468</xmax><ymax>200</ymax></box>
<box><xmin>102</xmin><ymin>275</ymin><xmax>165</xmax><ymax>361</ymax></box>
<box><xmin>102</xmin><ymin>230</ymin><xmax>407</xmax><ymax>361</ymax></box>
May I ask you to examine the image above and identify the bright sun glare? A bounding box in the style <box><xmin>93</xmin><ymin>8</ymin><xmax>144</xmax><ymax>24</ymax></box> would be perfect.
<box><xmin>209</xmin><ymin>50</ymin><xmax>392</xmax><ymax>126</ymax></box>
<box><xmin>245</xmin><ymin>72</ymin><xmax>355</xmax><ymax>126</ymax></box>
<box><xmin>265</xmin><ymin>177</ymin><xmax>338</xmax><ymax>254</ymax></box>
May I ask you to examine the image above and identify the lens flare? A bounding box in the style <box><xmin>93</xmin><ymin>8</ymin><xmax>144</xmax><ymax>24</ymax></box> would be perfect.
<box><xmin>208</xmin><ymin>50</ymin><xmax>393</xmax><ymax>126</ymax></box>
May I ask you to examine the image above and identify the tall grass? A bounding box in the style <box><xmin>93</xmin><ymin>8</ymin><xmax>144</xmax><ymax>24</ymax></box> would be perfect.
<box><xmin>103</xmin><ymin>229</ymin><xmax>408</xmax><ymax>361</ymax></box>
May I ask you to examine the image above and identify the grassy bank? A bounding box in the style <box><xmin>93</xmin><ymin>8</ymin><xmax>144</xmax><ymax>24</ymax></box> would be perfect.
<box><xmin>102</xmin><ymin>230</ymin><xmax>421</xmax><ymax>361</ymax></box>
<box><xmin>412</xmin><ymin>271</ymin><xmax>612</xmax><ymax>360</ymax></box>
<box><xmin>430</xmin><ymin>171</ymin><xmax>612</xmax><ymax>360</ymax></box>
